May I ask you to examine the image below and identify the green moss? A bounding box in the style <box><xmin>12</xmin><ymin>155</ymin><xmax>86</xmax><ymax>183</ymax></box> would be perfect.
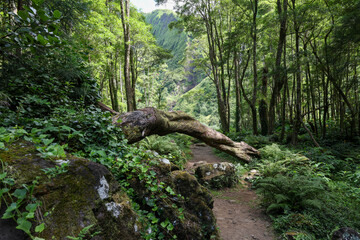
<box><xmin>0</xmin><ymin>140</ymin><xmax>48</xmax><ymax>185</ymax></box>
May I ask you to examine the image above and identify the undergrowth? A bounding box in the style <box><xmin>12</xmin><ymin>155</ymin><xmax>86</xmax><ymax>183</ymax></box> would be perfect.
<box><xmin>0</xmin><ymin>106</ymin><xmax>192</xmax><ymax>239</ymax></box>
<box><xmin>252</xmin><ymin>143</ymin><xmax>360</xmax><ymax>239</ymax></box>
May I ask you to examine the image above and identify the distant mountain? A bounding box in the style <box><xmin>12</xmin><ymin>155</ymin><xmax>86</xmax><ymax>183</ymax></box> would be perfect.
<box><xmin>145</xmin><ymin>9</ymin><xmax>188</xmax><ymax>69</ymax></box>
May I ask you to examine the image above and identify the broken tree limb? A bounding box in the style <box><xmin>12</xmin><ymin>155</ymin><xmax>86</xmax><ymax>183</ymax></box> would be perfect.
<box><xmin>98</xmin><ymin>103</ymin><xmax>260</xmax><ymax>163</ymax></box>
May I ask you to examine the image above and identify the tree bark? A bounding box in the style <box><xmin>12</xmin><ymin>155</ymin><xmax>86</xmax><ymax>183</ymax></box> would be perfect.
<box><xmin>259</xmin><ymin>66</ymin><xmax>269</xmax><ymax>136</ymax></box>
<box><xmin>251</xmin><ymin>0</ymin><xmax>259</xmax><ymax>135</ymax></box>
<box><xmin>98</xmin><ymin>103</ymin><xmax>259</xmax><ymax>163</ymax></box>
<box><xmin>120</xmin><ymin>0</ymin><xmax>135</xmax><ymax>112</ymax></box>
<box><xmin>234</xmin><ymin>52</ymin><xmax>241</xmax><ymax>132</ymax></box>
<box><xmin>291</xmin><ymin>0</ymin><xmax>302</xmax><ymax>145</ymax></box>
<box><xmin>268</xmin><ymin>0</ymin><xmax>288</xmax><ymax>134</ymax></box>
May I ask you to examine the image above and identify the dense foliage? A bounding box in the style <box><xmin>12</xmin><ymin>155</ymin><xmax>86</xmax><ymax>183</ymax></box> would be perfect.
<box><xmin>252</xmin><ymin>143</ymin><xmax>360</xmax><ymax>239</ymax></box>
<box><xmin>1</xmin><ymin>0</ymin><xmax>360</xmax><ymax>239</ymax></box>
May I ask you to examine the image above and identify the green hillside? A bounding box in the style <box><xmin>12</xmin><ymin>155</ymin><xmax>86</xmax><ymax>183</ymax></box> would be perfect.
<box><xmin>145</xmin><ymin>9</ymin><xmax>212</xmax><ymax>123</ymax></box>
<box><xmin>174</xmin><ymin>77</ymin><xmax>219</xmax><ymax>128</ymax></box>
<box><xmin>145</xmin><ymin>10</ymin><xmax>188</xmax><ymax>69</ymax></box>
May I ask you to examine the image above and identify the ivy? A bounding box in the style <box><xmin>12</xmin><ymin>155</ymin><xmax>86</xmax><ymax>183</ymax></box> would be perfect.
<box><xmin>0</xmin><ymin>163</ymin><xmax>45</xmax><ymax>240</ymax></box>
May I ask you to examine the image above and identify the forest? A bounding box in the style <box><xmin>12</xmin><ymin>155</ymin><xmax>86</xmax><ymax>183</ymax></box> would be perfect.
<box><xmin>0</xmin><ymin>0</ymin><xmax>360</xmax><ymax>239</ymax></box>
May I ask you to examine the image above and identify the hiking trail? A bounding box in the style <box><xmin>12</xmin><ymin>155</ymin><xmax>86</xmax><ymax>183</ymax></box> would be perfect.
<box><xmin>187</xmin><ymin>144</ymin><xmax>275</xmax><ymax>240</ymax></box>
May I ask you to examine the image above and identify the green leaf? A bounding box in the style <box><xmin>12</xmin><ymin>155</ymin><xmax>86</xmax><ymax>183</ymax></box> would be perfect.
<box><xmin>3</xmin><ymin>177</ymin><xmax>15</xmax><ymax>186</ymax></box>
<box><xmin>26</xmin><ymin>212</ymin><xmax>34</xmax><ymax>219</ymax></box>
<box><xmin>17</xmin><ymin>10</ymin><xmax>29</xmax><ymax>21</ymax></box>
<box><xmin>0</xmin><ymin>172</ymin><xmax>7</xmax><ymax>180</ymax></box>
<box><xmin>1</xmin><ymin>134</ymin><xmax>11</xmax><ymax>142</ymax></box>
<box><xmin>0</xmin><ymin>127</ymin><xmax>6</xmax><ymax>134</ymax></box>
<box><xmin>167</xmin><ymin>223</ymin><xmax>174</xmax><ymax>231</ymax></box>
<box><xmin>12</xmin><ymin>188</ymin><xmax>27</xmax><ymax>199</ymax></box>
<box><xmin>37</xmin><ymin>34</ymin><xmax>47</xmax><ymax>45</ymax></box>
<box><xmin>8</xmin><ymin>202</ymin><xmax>18</xmax><ymax>211</ymax></box>
<box><xmin>0</xmin><ymin>142</ymin><xmax>5</xmax><ymax>149</ymax></box>
<box><xmin>53</xmin><ymin>10</ymin><xmax>62</xmax><ymax>19</ymax></box>
<box><xmin>38</xmin><ymin>10</ymin><xmax>49</xmax><ymax>21</ymax></box>
<box><xmin>42</xmin><ymin>138</ymin><xmax>54</xmax><ymax>146</ymax></box>
<box><xmin>35</xmin><ymin>223</ymin><xmax>45</xmax><ymax>233</ymax></box>
<box><xmin>0</xmin><ymin>188</ymin><xmax>10</xmax><ymax>198</ymax></box>
<box><xmin>2</xmin><ymin>210</ymin><xmax>15</xmax><ymax>219</ymax></box>
<box><xmin>26</xmin><ymin>203</ymin><xmax>38</xmax><ymax>212</ymax></box>
<box><xmin>60</xmin><ymin>125</ymin><xmax>73</xmax><ymax>132</ymax></box>
<box><xmin>2</xmin><ymin>203</ymin><xmax>17</xmax><ymax>219</ymax></box>
<box><xmin>16</xmin><ymin>218</ymin><xmax>32</xmax><ymax>234</ymax></box>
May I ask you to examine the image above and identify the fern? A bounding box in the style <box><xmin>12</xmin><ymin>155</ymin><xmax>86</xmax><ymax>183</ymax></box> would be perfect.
<box><xmin>255</xmin><ymin>175</ymin><xmax>326</xmax><ymax>214</ymax></box>
<box><xmin>256</xmin><ymin>144</ymin><xmax>314</xmax><ymax>177</ymax></box>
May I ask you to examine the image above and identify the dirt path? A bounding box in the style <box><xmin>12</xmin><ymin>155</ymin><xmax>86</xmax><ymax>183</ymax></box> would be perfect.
<box><xmin>187</xmin><ymin>144</ymin><xmax>274</xmax><ymax>240</ymax></box>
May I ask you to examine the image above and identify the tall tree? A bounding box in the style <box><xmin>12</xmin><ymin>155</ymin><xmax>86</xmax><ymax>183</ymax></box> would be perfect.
<box><xmin>170</xmin><ymin>0</ymin><xmax>231</xmax><ymax>132</ymax></box>
<box><xmin>268</xmin><ymin>0</ymin><xmax>288</xmax><ymax>134</ymax></box>
<box><xmin>251</xmin><ymin>0</ymin><xmax>259</xmax><ymax>135</ymax></box>
<box><xmin>120</xmin><ymin>0</ymin><xmax>135</xmax><ymax>111</ymax></box>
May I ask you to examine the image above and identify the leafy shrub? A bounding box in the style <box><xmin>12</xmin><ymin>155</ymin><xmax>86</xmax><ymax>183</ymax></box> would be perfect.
<box><xmin>255</xmin><ymin>175</ymin><xmax>325</xmax><ymax>214</ymax></box>
<box><xmin>273</xmin><ymin>214</ymin><xmax>318</xmax><ymax>240</ymax></box>
<box><xmin>254</xmin><ymin>143</ymin><xmax>360</xmax><ymax>239</ymax></box>
<box><xmin>0</xmin><ymin>113</ymin><xmax>187</xmax><ymax>239</ymax></box>
<box><xmin>256</xmin><ymin>144</ymin><xmax>313</xmax><ymax>177</ymax></box>
<box><xmin>0</xmin><ymin>0</ymin><xmax>99</xmax><ymax>120</ymax></box>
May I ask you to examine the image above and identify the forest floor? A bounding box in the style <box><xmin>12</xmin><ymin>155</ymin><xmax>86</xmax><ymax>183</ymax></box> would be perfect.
<box><xmin>186</xmin><ymin>144</ymin><xmax>275</xmax><ymax>240</ymax></box>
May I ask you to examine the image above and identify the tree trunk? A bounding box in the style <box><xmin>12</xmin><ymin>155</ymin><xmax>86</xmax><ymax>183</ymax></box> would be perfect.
<box><xmin>203</xmin><ymin>1</ymin><xmax>229</xmax><ymax>133</ymax></box>
<box><xmin>130</xmin><ymin>47</ymin><xmax>137</xmax><ymax>110</ymax></box>
<box><xmin>251</xmin><ymin>0</ymin><xmax>259</xmax><ymax>135</ymax></box>
<box><xmin>97</xmin><ymin>103</ymin><xmax>259</xmax><ymax>163</ymax></box>
<box><xmin>268</xmin><ymin>0</ymin><xmax>288</xmax><ymax>134</ymax></box>
<box><xmin>291</xmin><ymin>0</ymin><xmax>302</xmax><ymax>145</ymax></box>
<box><xmin>120</xmin><ymin>0</ymin><xmax>135</xmax><ymax>112</ymax></box>
<box><xmin>280</xmin><ymin>38</ymin><xmax>288</xmax><ymax>141</ymax></box>
<box><xmin>234</xmin><ymin>53</ymin><xmax>241</xmax><ymax>132</ymax></box>
<box><xmin>259</xmin><ymin>66</ymin><xmax>269</xmax><ymax>136</ymax></box>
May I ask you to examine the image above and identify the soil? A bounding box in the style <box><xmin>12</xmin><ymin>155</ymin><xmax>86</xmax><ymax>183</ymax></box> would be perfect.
<box><xmin>187</xmin><ymin>144</ymin><xmax>275</xmax><ymax>240</ymax></box>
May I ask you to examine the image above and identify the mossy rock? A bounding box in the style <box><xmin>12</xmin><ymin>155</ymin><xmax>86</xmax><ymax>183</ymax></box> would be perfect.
<box><xmin>127</xmin><ymin>163</ymin><xmax>220</xmax><ymax>240</ymax></box>
<box><xmin>168</xmin><ymin>170</ymin><xmax>219</xmax><ymax>239</ymax></box>
<box><xmin>195</xmin><ymin>162</ymin><xmax>238</xmax><ymax>189</ymax></box>
<box><xmin>0</xmin><ymin>140</ymin><xmax>141</xmax><ymax>240</ymax></box>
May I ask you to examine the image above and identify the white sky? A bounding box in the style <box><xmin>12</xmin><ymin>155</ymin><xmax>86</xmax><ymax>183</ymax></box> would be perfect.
<box><xmin>131</xmin><ymin>0</ymin><xmax>176</xmax><ymax>13</ymax></box>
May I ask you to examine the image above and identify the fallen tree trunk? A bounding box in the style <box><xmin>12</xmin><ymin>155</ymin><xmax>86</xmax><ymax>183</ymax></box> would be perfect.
<box><xmin>98</xmin><ymin>103</ymin><xmax>259</xmax><ymax>163</ymax></box>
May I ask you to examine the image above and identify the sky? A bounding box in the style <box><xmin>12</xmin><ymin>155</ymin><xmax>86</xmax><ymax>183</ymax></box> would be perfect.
<box><xmin>131</xmin><ymin>0</ymin><xmax>176</xmax><ymax>13</ymax></box>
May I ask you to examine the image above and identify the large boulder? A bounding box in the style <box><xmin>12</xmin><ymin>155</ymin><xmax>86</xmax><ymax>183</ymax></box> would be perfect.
<box><xmin>195</xmin><ymin>162</ymin><xmax>238</xmax><ymax>189</ymax></box>
<box><xmin>127</xmin><ymin>157</ymin><xmax>220</xmax><ymax>240</ymax></box>
<box><xmin>0</xmin><ymin>140</ymin><xmax>141</xmax><ymax>240</ymax></box>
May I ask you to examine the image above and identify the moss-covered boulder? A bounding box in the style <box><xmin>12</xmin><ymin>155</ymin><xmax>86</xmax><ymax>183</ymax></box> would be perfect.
<box><xmin>195</xmin><ymin>162</ymin><xmax>238</xmax><ymax>189</ymax></box>
<box><xmin>0</xmin><ymin>140</ymin><xmax>141</xmax><ymax>240</ymax></box>
<box><xmin>166</xmin><ymin>170</ymin><xmax>219</xmax><ymax>239</ymax></box>
<box><xmin>127</xmin><ymin>163</ymin><xmax>220</xmax><ymax>240</ymax></box>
